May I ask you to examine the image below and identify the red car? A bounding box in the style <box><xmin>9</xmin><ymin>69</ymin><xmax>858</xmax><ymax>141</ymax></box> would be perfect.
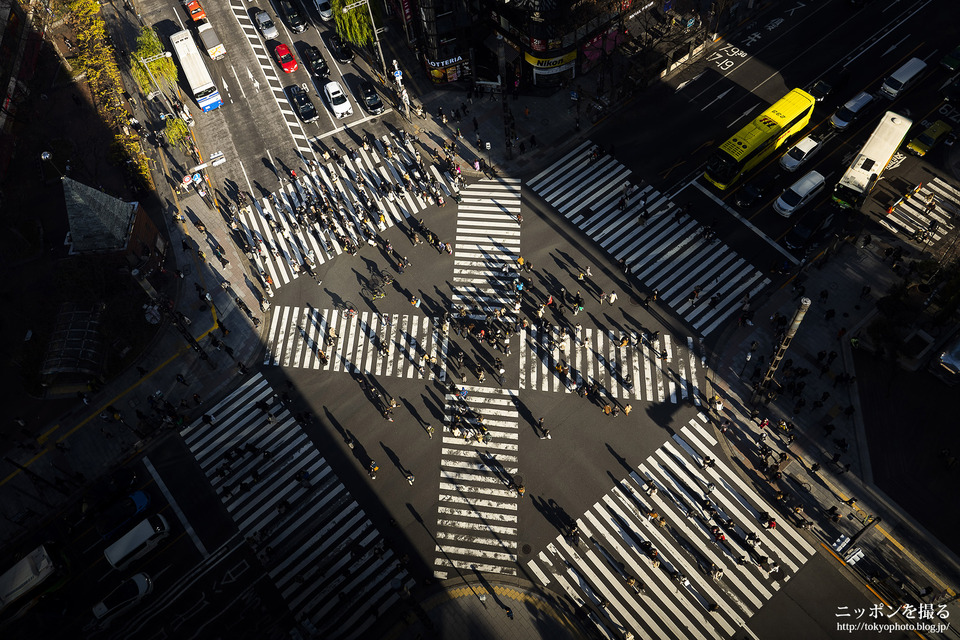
<box><xmin>274</xmin><ymin>44</ymin><xmax>298</xmax><ymax>73</ymax></box>
<box><xmin>185</xmin><ymin>0</ymin><xmax>206</xmax><ymax>21</ymax></box>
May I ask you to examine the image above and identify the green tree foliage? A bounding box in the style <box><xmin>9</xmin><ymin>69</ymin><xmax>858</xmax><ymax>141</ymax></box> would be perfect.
<box><xmin>61</xmin><ymin>0</ymin><xmax>151</xmax><ymax>189</ymax></box>
<box><xmin>165</xmin><ymin>117</ymin><xmax>191</xmax><ymax>151</ymax></box>
<box><xmin>131</xmin><ymin>27</ymin><xmax>179</xmax><ymax>94</ymax></box>
<box><xmin>331</xmin><ymin>0</ymin><xmax>374</xmax><ymax>47</ymax></box>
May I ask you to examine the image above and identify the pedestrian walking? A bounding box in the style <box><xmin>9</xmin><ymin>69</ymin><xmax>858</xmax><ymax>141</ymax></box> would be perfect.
<box><xmin>202</xmin><ymin>414</ymin><xmax>214</xmax><ymax>425</ymax></box>
<box><xmin>608</xmin><ymin>291</ymin><xmax>618</xmax><ymax>305</ymax></box>
<box><xmin>819</xmin><ymin>289</ymin><xmax>829</xmax><ymax>304</ymax></box>
<box><xmin>176</xmin><ymin>373</ymin><xmax>188</xmax><ymax>385</ymax></box>
<box><xmin>137</xmin><ymin>366</ymin><xmax>148</xmax><ymax>378</ymax></box>
<box><xmin>406</xmin><ymin>473</ymin><xmax>415</xmax><ymax>485</ymax></box>
<box><xmin>827</xmin><ymin>350</ymin><xmax>838</xmax><ymax>364</ymax></box>
<box><xmin>817</xmin><ymin>350</ymin><xmax>827</xmax><ymax>362</ymax></box>
<box><xmin>860</xmin><ymin>284</ymin><xmax>871</xmax><ymax>299</ymax></box>
<box><xmin>472</xmin><ymin>117</ymin><xmax>479</xmax><ymax>132</ymax></box>
<box><xmin>824</xmin><ymin>308</ymin><xmax>836</xmax><ymax>321</ymax></box>
<box><xmin>193</xmin><ymin>393</ymin><xmax>203</xmax><ymax>405</ymax></box>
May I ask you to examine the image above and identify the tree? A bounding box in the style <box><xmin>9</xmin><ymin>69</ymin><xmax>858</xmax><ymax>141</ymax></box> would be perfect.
<box><xmin>331</xmin><ymin>0</ymin><xmax>374</xmax><ymax>47</ymax></box>
<box><xmin>130</xmin><ymin>26</ymin><xmax>179</xmax><ymax>94</ymax></box>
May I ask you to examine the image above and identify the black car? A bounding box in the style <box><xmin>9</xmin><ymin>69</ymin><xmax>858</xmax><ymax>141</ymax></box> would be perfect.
<box><xmin>328</xmin><ymin>33</ymin><xmax>354</xmax><ymax>64</ymax></box>
<box><xmin>280</xmin><ymin>0</ymin><xmax>307</xmax><ymax>33</ymax></box>
<box><xmin>784</xmin><ymin>209</ymin><xmax>835</xmax><ymax>253</ymax></box>
<box><xmin>734</xmin><ymin>175</ymin><xmax>775</xmax><ymax>209</ymax></box>
<box><xmin>808</xmin><ymin>69</ymin><xmax>848</xmax><ymax>102</ymax></box>
<box><xmin>96</xmin><ymin>490</ymin><xmax>151</xmax><ymax>540</ymax></box>
<box><xmin>941</xmin><ymin>76</ymin><xmax>960</xmax><ymax>103</ymax></box>
<box><xmin>301</xmin><ymin>45</ymin><xmax>329</xmax><ymax>77</ymax></box>
<box><xmin>357</xmin><ymin>79</ymin><xmax>384</xmax><ymax>114</ymax></box>
<box><xmin>288</xmin><ymin>84</ymin><xmax>318</xmax><ymax>122</ymax></box>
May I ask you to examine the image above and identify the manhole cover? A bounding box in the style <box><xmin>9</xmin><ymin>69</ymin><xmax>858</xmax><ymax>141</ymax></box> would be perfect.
<box><xmin>522</xmin><ymin>544</ymin><xmax>532</xmax><ymax>555</ymax></box>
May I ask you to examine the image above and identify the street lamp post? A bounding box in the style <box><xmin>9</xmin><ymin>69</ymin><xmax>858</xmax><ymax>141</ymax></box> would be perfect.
<box><xmin>343</xmin><ymin>0</ymin><xmax>388</xmax><ymax>81</ymax></box>
<box><xmin>740</xmin><ymin>352</ymin><xmax>752</xmax><ymax>377</ymax></box>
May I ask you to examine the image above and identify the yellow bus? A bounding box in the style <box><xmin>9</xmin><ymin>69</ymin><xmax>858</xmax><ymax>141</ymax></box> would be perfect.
<box><xmin>704</xmin><ymin>88</ymin><xmax>816</xmax><ymax>190</ymax></box>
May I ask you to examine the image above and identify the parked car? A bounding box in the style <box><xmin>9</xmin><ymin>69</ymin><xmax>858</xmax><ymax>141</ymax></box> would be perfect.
<box><xmin>780</xmin><ymin>135</ymin><xmax>821</xmax><ymax>171</ymax></box>
<box><xmin>941</xmin><ymin>45</ymin><xmax>960</xmax><ymax>72</ymax></box>
<box><xmin>357</xmin><ymin>79</ymin><xmax>384</xmax><ymax>114</ymax></box>
<box><xmin>315</xmin><ymin>0</ymin><xmax>333</xmax><ymax>21</ymax></box>
<box><xmin>906</xmin><ymin>120</ymin><xmax>953</xmax><ymax>156</ymax></box>
<box><xmin>301</xmin><ymin>44</ymin><xmax>329</xmax><ymax>77</ymax></box>
<box><xmin>288</xmin><ymin>84</ymin><xmax>318</xmax><ymax>122</ymax></box>
<box><xmin>274</xmin><ymin>43</ymin><xmax>298</xmax><ymax>73</ymax></box>
<box><xmin>92</xmin><ymin>573</ymin><xmax>153</xmax><ymax>623</ymax></box>
<box><xmin>185</xmin><ymin>0</ymin><xmax>206</xmax><ymax>21</ymax></box>
<box><xmin>95</xmin><ymin>490</ymin><xmax>150</xmax><ymax>540</ymax></box>
<box><xmin>323</xmin><ymin>80</ymin><xmax>353</xmax><ymax>118</ymax></box>
<box><xmin>328</xmin><ymin>33</ymin><xmax>354</xmax><ymax>63</ymax></box>
<box><xmin>280</xmin><ymin>0</ymin><xmax>308</xmax><ymax>33</ymax></box>
<box><xmin>254</xmin><ymin>10</ymin><xmax>279</xmax><ymax>40</ymax></box>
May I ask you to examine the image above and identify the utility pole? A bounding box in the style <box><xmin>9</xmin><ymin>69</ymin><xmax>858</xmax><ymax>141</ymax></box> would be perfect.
<box><xmin>751</xmin><ymin>297</ymin><xmax>811</xmax><ymax>405</ymax></box>
<box><xmin>343</xmin><ymin>0</ymin><xmax>387</xmax><ymax>82</ymax></box>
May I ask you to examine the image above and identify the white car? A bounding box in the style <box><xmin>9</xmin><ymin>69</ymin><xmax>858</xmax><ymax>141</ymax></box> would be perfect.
<box><xmin>323</xmin><ymin>81</ymin><xmax>353</xmax><ymax>118</ymax></box>
<box><xmin>780</xmin><ymin>135</ymin><xmax>820</xmax><ymax>172</ymax></box>
<box><xmin>93</xmin><ymin>573</ymin><xmax>153</xmax><ymax>623</ymax></box>
<box><xmin>254</xmin><ymin>10</ymin><xmax>279</xmax><ymax>40</ymax></box>
<box><xmin>315</xmin><ymin>0</ymin><xmax>333</xmax><ymax>21</ymax></box>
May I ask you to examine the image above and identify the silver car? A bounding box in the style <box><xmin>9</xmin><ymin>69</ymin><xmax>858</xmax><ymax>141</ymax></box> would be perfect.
<box><xmin>254</xmin><ymin>10</ymin><xmax>279</xmax><ymax>40</ymax></box>
<box><xmin>93</xmin><ymin>573</ymin><xmax>153</xmax><ymax>624</ymax></box>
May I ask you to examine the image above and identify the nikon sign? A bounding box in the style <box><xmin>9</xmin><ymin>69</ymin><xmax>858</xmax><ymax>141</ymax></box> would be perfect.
<box><xmin>524</xmin><ymin>51</ymin><xmax>577</xmax><ymax>69</ymax></box>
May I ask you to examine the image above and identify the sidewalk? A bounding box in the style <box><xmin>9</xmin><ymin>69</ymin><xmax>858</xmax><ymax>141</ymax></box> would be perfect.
<box><xmin>375</xmin><ymin>576</ymin><xmax>592</xmax><ymax>640</ymax></box>
<box><xmin>708</xmin><ymin>235</ymin><xmax>960</xmax><ymax>614</ymax></box>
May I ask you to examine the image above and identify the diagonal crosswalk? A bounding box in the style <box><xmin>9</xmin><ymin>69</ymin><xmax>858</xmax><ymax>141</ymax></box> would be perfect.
<box><xmin>433</xmin><ymin>385</ymin><xmax>522</xmax><ymax>579</ymax></box>
<box><xmin>880</xmin><ymin>176</ymin><xmax>959</xmax><ymax>243</ymax></box>
<box><xmin>452</xmin><ymin>178</ymin><xmax>523</xmax><ymax>318</ymax></box>
<box><xmin>518</xmin><ymin>327</ymin><xmax>703</xmax><ymax>404</ymax></box>
<box><xmin>524</xmin><ymin>414</ymin><xmax>816</xmax><ymax>640</ymax></box>
<box><xmin>179</xmin><ymin>374</ymin><xmax>414</xmax><ymax>640</ymax></box>
<box><xmin>263</xmin><ymin>307</ymin><xmax>449</xmax><ymax>380</ymax></box>
<box><xmin>528</xmin><ymin>141</ymin><xmax>771</xmax><ymax>337</ymax></box>
<box><xmin>237</xmin><ymin>136</ymin><xmax>461</xmax><ymax>294</ymax></box>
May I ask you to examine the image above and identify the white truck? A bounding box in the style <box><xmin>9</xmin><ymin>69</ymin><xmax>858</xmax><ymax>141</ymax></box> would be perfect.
<box><xmin>197</xmin><ymin>22</ymin><xmax>225</xmax><ymax>60</ymax></box>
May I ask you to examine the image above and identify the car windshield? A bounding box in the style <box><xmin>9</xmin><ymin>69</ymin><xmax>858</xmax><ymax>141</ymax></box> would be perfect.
<box><xmin>780</xmin><ymin>189</ymin><xmax>803</xmax><ymax>208</ymax></box>
<box><xmin>331</xmin><ymin>93</ymin><xmax>346</xmax><ymax>105</ymax></box>
<box><xmin>917</xmin><ymin>134</ymin><xmax>935</xmax><ymax>146</ymax></box>
<box><xmin>260</xmin><ymin>16</ymin><xmax>273</xmax><ymax>28</ymax></box>
<box><xmin>787</xmin><ymin>147</ymin><xmax>807</xmax><ymax>161</ymax></box>
<box><xmin>885</xmin><ymin>77</ymin><xmax>903</xmax><ymax>91</ymax></box>
<box><xmin>835</xmin><ymin>107</ymin><xmax>854</xmax><ymax>123</ymax></box>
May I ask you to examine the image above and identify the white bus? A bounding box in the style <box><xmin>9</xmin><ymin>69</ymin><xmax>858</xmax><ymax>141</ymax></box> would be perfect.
<box><xmin>169</xmin><ymin>29</ymin><xmax>222</xmax><ymax>112</ymax></box>
<box><xmin>832</xmin><ymin>111</ymin><xmax>912</xmax><ymax>209</ymax></box>
<box><xmin>0</xmin><ymin>544</ymin><xmax>68</xmax><ymax>623</ymax></box>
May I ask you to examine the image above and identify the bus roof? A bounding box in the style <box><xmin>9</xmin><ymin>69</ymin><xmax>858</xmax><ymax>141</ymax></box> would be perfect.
<box><xmin>0</xmin><ymin>545</ymin><xmax>56</xmax><ymax>612</ymax></box>
<box><xmin>836</xmin><ymin>111</ymin><xmax>912</xmax><ymax>195</ymax></box>
<box><xmin>720</xmin><ymin>89</ymin><xmax>816</xmax><ymax>161</ymax></box>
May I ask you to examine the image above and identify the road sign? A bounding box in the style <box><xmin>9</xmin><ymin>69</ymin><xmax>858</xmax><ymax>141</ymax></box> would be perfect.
<box><xmin>394</xmin><ymin>69</ymin><xmax>402</xmax><ymax>81</ymax></box>
<box><xmin>192</xmin><ymin>172</ymin><xmax>202</xmax><ymax>184</ymax></box>
<box><xmin>570</xmin><ymin>91</ymin><xmax>579</xmax><ymax>101</ymax></box>
<box><xmin>182</xmin><ymin>175</ymin><xmax>192</xmax><ymax>185</ymax></box>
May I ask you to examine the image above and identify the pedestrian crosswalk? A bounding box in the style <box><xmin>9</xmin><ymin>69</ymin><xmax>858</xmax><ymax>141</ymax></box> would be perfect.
<box><xmin>236</xmin><ymin>135</ymin><xmax>461</xmax><ymax>294</ymax></box>
<box><xmin>528</xmin><ymin>141</ymin><xmax>770</xmax><ymax>337</ymax></box>
<box><xmin>263</xmin><ymin>307</ymin><xmax>449</xmax><ymax>380</ymax></box>
<box><xmin>452</xmin><ymin>178</ymin><xmax>522</xmax><ymax>317</ymax></box>
<box><xmin>433</xmin><ymin>385</ymin><xmax>522</xmax><ymax>579</ymax></box>
<box><xmin>180</xmin><ymin>374</ymin><xmax>415</xmax><ymax>640</ymax></box>
<box><xmin>880</xmin><ymin>176</ymin><xmax>958</xmax><ymax>244</ymax></box>
<box><xmin>524</xmin><ymin>414</ymin><xmax>816</xmax><ymax>640</ymax></box>
<box><xmin>518</xmin><ymin>327</ymin><xmax>703</xmax><ymax>405</ymax></box>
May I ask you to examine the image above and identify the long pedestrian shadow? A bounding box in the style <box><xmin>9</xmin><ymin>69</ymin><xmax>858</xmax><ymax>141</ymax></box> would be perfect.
<box><xmin>531</xmin><ymin>495</ymin><xmax>575</xmax><ymax>534</ymax></box>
